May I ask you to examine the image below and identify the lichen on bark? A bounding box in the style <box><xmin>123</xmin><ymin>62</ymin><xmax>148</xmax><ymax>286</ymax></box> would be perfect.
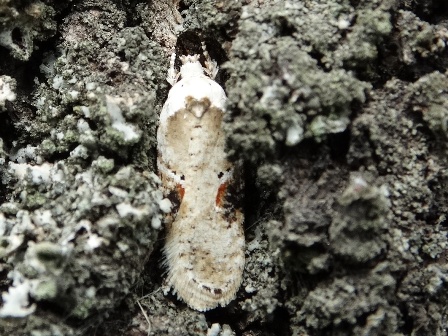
<box><xmin>1</xmin><ymin>0</ymin><xmax>448</xmax><ymax>335</ymax></box>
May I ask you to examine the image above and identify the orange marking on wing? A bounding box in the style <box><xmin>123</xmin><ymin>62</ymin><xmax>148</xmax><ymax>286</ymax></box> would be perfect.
<box><xmin>176</xmin><ymin>184</ymin><xmax>185</xmax><ymax>200</ymax></box>
<box><xmin>215</xmin><ymin>182</ymin><xmax>227</xmax><ymax>207</ymax></box>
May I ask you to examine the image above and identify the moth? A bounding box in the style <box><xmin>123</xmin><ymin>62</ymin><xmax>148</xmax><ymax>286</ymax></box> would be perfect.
<box><xmin>157</xmin><ymin>43</ymin><xmax>245</xmax><ymax>311</ymax></box>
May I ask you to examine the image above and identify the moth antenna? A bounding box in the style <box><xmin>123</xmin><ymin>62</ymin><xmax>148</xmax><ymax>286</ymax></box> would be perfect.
<box><xmin>201</xmin><ymin>42</ymin><xmax>218</xmax><ymax>80</ymax></box>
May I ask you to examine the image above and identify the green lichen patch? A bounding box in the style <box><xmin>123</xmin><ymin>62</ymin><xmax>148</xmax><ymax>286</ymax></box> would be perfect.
<box><xmin>181</xmin><ymin>0</ymin><xmax>243</xmax><ymax>44</ymax></box>
<box><xmin>0</xmin><ymin>1</ymin><xmax>57</xmax><ymax>60</ymax></box>
<box><xmin>1</xmin><ymin>2</ymin><xmax>169</xmax><ymax>334</ymax></box>
<box><xmin>396</xmin><ymin>10</ymin><xmax>448</xmax><ymax>66</ymax></box>
<box><xmin>1</xmin><ymin>158</ymin><xmax>164</xmax><ymax>322</ymax></box>
<box><xmin>266</xmin><ymin>72</ymin><xmax>448</xmax><ymax>335</ymax></box>
<box><xmin>334</xmin><ymin>7</ymin><xmax>392</xmax><ymax>69</ymax></box>
<box><xmin>329</xmin><ymin>175</ymin><xmax>390</xmax><ymax>264</ymax></box>
<box><xmin>273</xmin><ymin>157</ymin><xmax>345</xmax><ymax>276</ymax></box>
<box><xmin>408</xmin><ymin>71</ymin><xmax>448</xmax><ymax>143</ymax></box>
<box><xmin>223</xmin><ymin>2</ymin><xmax>371</xmax><ymax>163</ymax></box>
<box><xmin>398</xmin><ymin>264</ymin><xmax>448</xmax><ymax>334</ymax></box>
<box><xmin>124</xmin><ymin>290</ymin><xmax>209</xmax><ymax>336</ymax></box>
<box><xmin>343</xmin><ymin>78</ymin><xmax>448</xmax><ymax>335</ymax></box>
<box><xmin>294</xmin><ymin>269</ymin><xmax>399</xmax><ymax>334</ymax></box>
<box><xmin>239</xmin><ymin>224</ymin><xmax>281</xmax><ymax>329</ymax></box>
<box><xmin>31</xmin><ymin>25</ymin><xmax>166</xmax><ymax>165</ymax></box>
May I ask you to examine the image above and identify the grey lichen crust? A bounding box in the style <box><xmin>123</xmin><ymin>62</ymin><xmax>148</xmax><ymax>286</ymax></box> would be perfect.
<box><xmin>2</xmin><ymin>160</ymin><xmax>162</xmax><ymax>317</ymax></box>
<box><xmin>219</xmin><ymin>0</ymin><xmax>447</xmax><ymax>335</ymax></box>
<box><xmin>1</xmin><ymin>0</ymin><xmax>448</xmax><ymax>335</ymax></box>
<box><xmin>0</xmin><ymin>1</ymin><xmax>168</xmax><ymax>334</ymax></box>
<box><xmin>223</xmin><ymin>1</ymin><xmax>379</xmax><ymax>163</ymax></box>
<box><xmin>409</xmin><ymin>71</ymin><xmax>448</xmax><ymax>142</ymax></box>
<box><xmin>128</xmin><ymin>289</ymin><xmax>209</xmax><ymax>336</ymax></box>
<box><xmin>0</xmin><ymin>0</ymin><xmax>58</xmax><ymax>61</ymax></box>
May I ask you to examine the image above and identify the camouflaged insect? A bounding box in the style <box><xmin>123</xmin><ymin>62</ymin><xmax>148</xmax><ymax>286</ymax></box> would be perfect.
<box><xmin>157</xmin><ymin>44</ymin><xmax>245</xmax><ymax>311</ymax></box>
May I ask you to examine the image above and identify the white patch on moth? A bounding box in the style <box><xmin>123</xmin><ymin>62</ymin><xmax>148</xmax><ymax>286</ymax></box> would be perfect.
<box><xmin>157</xmin><ymin>44</ymin><xmax>245</xmax><ymax>311</ymax></box>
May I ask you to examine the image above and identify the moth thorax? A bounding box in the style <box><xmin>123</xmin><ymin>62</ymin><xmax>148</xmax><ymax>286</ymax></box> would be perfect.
<box><xmin>180</xmin><ymin>55</ymin><xmax>204</xmax><ymax>78</ymax></box>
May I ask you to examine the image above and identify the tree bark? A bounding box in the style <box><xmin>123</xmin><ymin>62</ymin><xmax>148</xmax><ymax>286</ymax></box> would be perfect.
<box><xmin>0</xmin><ymin>0</ymin><xmax>447</xmax><ymax>335</ymax></box>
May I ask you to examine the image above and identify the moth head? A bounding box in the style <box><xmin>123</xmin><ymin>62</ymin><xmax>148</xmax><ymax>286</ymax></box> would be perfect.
<box><xmin>179</xmin><ymin>54</ymin><xmax>204</xmax><ymax>78</ymax></box>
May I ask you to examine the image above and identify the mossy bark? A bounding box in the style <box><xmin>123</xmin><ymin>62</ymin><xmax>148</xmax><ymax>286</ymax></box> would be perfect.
<box><xmin>0</xmin><ymin>0</ymin><xmax>447</xmax><ymax>335</ymax></box>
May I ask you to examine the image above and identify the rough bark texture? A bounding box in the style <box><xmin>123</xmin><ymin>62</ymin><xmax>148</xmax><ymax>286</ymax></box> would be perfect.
<box><xmin>0</xmin><ymin>0</ymin><xmax>447</xmax><ymax>335</ymax></box>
